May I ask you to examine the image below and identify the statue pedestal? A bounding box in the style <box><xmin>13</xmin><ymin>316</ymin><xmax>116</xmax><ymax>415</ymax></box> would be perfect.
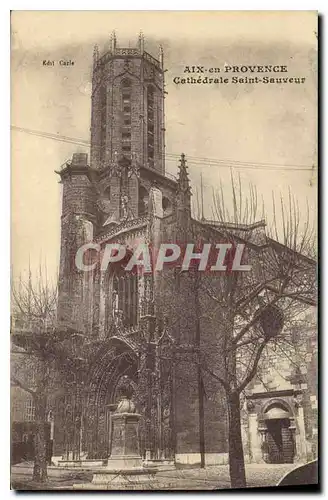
<box><xmin>107</xmin><ymin>412</ymin><xmax>143</xmax><ymax>467</ymax></box>
<box><xmin>89</xmin><ymin>468</ymin><xmax>157</xmax><ymax>489</ymax></box>
<box><xmin>74</xmin><ymin>402</ymin><xmax>158</xmax><ymax>490</ymax></box>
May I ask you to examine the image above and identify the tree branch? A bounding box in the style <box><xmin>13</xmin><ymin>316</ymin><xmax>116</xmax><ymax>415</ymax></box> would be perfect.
<box><xmin>201</xmin><ymin>365</ymin><xmax>229</xmax><ymax>391</ymax></box>
<box><xmin>237</xmin><ymin>342</ymin><xmax>266</xmax><ymax>393</ymax></box>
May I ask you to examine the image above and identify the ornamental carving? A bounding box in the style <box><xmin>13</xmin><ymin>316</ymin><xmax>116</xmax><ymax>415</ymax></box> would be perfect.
<box><xmin>246</xmin><ymin>400</ymin><xmax>255</xmax><ymax>413</ymax></box>
<box><xmin>293</xmin><ymin>394</ymin><xmax>303</xmax><ymax>408</ymax></box>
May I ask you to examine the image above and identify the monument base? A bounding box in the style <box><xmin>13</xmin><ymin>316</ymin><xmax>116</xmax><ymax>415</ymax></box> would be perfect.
<box><xmin>105</xmin><ymin>454</ymin><xmax>143</xmax><ymax>470</ymax></box>
<box><xmin>73</xmin><ymin>467</ymin><xmax>157</xmax><ymax>490</ymax></box>
<box><xmin>57</xmin><ymin>459</ymin><xmax>106</xmax><ymax>468</ymax></box>
<box><xmin>143</xmin><ymin>459</ymin><xmax>176</xmax><ymax>471</ymax></box>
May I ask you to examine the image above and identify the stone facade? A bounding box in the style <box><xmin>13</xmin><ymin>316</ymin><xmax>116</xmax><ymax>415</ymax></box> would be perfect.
<box><xmin>242</xmin><ymin>317</ymin><xmax>318</xmax><ymax>464</ymax></box>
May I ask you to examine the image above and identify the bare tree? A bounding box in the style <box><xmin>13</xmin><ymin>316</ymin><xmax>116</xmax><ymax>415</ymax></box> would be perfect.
<box><xmin>11</xmin><ymin>265</ymin><xmax>65</xmax><ymax>482</ymax></box>
<box><xmin>10</xmin><ymin>263</ymin><xmax>129</xmax><ymax>482</ymax></box>
<box><xmin>192</xmin><ymin>174</ymin><xmax>317</xmax><ymax>488</ymax></box>
<box><xmin>159</xmin><ymin>174</ymin><xmax>316</xmax><ymax>488</ymax></box>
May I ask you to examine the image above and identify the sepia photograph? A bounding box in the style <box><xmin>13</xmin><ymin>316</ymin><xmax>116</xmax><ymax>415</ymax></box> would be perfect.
<box><xmin>10</xmin><ymin>10</ymin><xmax>318</xmax><ymax>490</ymax></box>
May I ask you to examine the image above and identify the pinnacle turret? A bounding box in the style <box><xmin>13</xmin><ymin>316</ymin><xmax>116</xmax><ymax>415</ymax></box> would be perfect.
<box><xmin>177</xmin><ymin>153</ymin><xmax>191</xmax><ymax>194</ymax></box>
<box><xmin>176</xmin><ymin>154</ymin><xmax>192</xmax><ymax>233</ymax></box>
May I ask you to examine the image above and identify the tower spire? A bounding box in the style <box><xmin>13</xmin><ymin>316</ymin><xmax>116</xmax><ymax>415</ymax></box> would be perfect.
<box><xmin>110</xmin><ymin>30</ymin><xmax>117</xmax><ymax>52</ymax></box>
<box><xmin>138</xmin><ymin>31</ymin><xmax>145</xmax><ymax>52</ymax></box>
<box><xmin>176</xmin><ymin>153</ymin><xmax>192</xmax><ymax>233</ymax></box>
<box><xmin>159</xmin><ymin>45</ymin><xmax>164</xmax><ymax>69</ymax></box>
<box><xmin>177</xmin><ymin>153</ymin><xmax>191</xmax><ymax>194</ymax></box>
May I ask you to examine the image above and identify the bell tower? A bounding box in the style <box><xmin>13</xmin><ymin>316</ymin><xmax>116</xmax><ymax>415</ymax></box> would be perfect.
<box><xmin>90</xmin><ymin>32</ymin><xmax>165</xmax><ymax>175</ymax></box>
<box><xmin>56</xmin><ymin>35</ymin><xmax>177</xmax><ymax>331</ymax></box>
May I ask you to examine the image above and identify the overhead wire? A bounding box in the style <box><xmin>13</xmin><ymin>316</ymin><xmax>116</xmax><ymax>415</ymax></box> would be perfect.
<box><xmin>11</xmin><ymin>125</ymin><xmax>315</xmax><ymax>173</ymax></box>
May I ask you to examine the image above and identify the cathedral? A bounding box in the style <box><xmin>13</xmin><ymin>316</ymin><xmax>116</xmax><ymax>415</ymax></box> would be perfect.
<box><xmin>11</xmin><ymin>34</ymin><xmax>317</xmax><ymax>468</ymax></box>
<box><xmin>54</xmin><ymin>32</ymin><xmax>216</xmax><ymax>464</ymax></box>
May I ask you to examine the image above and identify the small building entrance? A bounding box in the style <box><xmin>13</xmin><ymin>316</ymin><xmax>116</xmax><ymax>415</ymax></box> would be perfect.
<box><xmin>264</xmin><ymin>406</ymin><xmax>295</xmax><ymax>464</ymax></box>
<box><xmin>266</xmin><ymin>418</ymin><xmax>294</xmax><ymax>463</ymax></box>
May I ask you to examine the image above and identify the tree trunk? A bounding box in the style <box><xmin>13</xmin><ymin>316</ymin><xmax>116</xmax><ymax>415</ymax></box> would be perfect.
<box><xmin>227</xmin><ymin>391</ymin><xmax>246</xmax><ymax>489</ymax></box>
<box><xmin>33</xmin><ymin>392</ymin><xmax>48</xmax><ymax>483</ymax></box>
<box><xmin>198</xmin><ymin>366</ymin><xmax>205</xmax><ymax>468</ymax></box>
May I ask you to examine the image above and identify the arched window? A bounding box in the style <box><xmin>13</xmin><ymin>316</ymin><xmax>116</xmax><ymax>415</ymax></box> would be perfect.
<box><xmin>162</xmin><ymin>196</ymin><xmax>172</xmax><ymax>215</ymax></box>
<box><xmin>138</xmin><ymin>186</ymin><xmax>149</xmax><ymax>216</ymax></box>
<box><xmin>147</xmin><ymin>86</ymin><xmax>155</xmax><ymax>167</ymax></box>
<box><xmin>104</xmin><ymin>185</ymin><xmax>111</xmax><ymax>200</ymax></box>
<box><xmin>121</xmin><ymin>79</ymin><xmax>132</xmax><ymax>158</ymax></box>
<box><xmin>111</xmin><ymin>264</ymin><xmax>138</xmax><ymax>327</ymax></box>
<box><xmin>99</xmin><ymin>86</ymin><xmax>107</xmax><ymax>162</ymax></box>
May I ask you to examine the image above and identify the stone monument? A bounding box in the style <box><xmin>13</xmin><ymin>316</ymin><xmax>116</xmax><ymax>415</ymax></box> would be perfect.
<box><xmin>75</xmin><ymin>392</ymin><xmax>157</xmax><ymax>490</ymax></box>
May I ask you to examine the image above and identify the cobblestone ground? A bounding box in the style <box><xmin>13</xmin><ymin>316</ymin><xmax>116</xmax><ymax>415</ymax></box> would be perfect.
<box><xmin>155</xmin><ymin>463</ymin><xmax>297</xmax><ymax>490</ymax></box>
<box><xmin>11</xmin><ymin>462</ymin><xmax>298</xmax><ymax>490</ymax></box>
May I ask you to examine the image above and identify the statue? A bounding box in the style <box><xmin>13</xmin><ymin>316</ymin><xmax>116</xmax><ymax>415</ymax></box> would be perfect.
<box><xmin>121</xmin><ymin>194</ymin><xmax>129</xmax><ymax>220</ymax></box>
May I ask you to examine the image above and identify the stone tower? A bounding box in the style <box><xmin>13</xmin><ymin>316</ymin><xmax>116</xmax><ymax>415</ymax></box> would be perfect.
<box><xmin>88</xmin><ymin>32</ymin><xmax>166</xmax><ymax>222</ymax></box>
<box><xmin>91</xmin><ymin>32</ymin><xmax>165</xmax><ymax>174</ymax></box>
<box><xmin>56</xmin><ymin>153</ymin><xmax>98</xmax><ymax>331</ymax></box>
<box><xmin>56</xmin><ymin>34</ymin><xmax>175</xmax><ymax>331</ymax></box>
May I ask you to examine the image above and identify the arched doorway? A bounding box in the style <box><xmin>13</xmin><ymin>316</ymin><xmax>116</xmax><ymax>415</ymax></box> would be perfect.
<box><xmin>82</xmin><ymin>338</ymin><xmax>139</xmax><ymax>459</ymax></box>
<box><xmin>262</xmin><ymin>401</ymin><xmax>295</xmax><ymax>464</ymax></box>
<box><xmin>79</xmin><ymin>331</ymin><xmax>175</xmax><ymax>463</ymax></box>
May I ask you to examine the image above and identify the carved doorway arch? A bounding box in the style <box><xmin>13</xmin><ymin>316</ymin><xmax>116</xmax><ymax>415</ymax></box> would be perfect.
<box><xmin>83</xmin><ymin>339</ymin><xmax>138</xmax><ymax>459</ymax></box>
<box><xmin>259</xmin><ymin>399</ymin><xmax>295</xmax><ymax>464</ymax></box>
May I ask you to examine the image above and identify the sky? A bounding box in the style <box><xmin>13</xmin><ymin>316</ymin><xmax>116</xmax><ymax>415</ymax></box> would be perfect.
<box><xmin>11</xmin><ymin>11</ymin><xmax>317</xmax><ymax>281</ymax></box>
